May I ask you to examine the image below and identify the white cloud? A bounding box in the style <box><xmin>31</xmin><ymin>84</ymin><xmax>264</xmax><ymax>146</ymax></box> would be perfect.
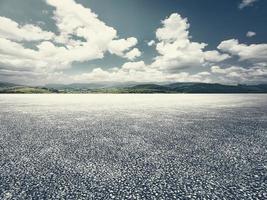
<box><xmin>204</xmin><ymin>50</ymin><xmax>231</xmax><ymax>62</ymax></box>
<box><xmin>0</xmin><ymin>10</ymin><xmax>216</xmax><ymax>84</ymax></box>
<box><xmin>0</xmin><ymin>16</ymin><xmax>54</xmax><ymax>41</ymax></box>
<box><xmin>211</xmin><ymin>65</ymin><xmax>267</xmax><ymax>84</ymax></box>
<box><xmin>151</xmin><ymin>14</ymin><xmax>206</xmax><ymax>71</ymax></box>
<box><xmin>1</xmin><ymin>3</ymin><xmax>266</xmax><ymax>85</ymax></box>
<box><xmin>0</xmin><ymin>0</ymin><xmax>141</xmax><ymax>76</ymax></box>
<box><xmin>147</xmin><ymin>40</ymin><xmax>155</xmax><ymax>46</ymax></box>
<box><xmin>121</xmin><ymin>61</ymin><xmax>146</xmax><ymax>72</ymax></box>
<box><xmin>155</xmin><ymin>13</ymin><xmax>190</xmax><ymax>42</ymax></box>
<box><xmin>124</xmin><ymin>48</ymin><xmax>142</xmax><ymax>61</ymax></box>
<box><xmin>46</xmin><ymin>0</ymin><xmax>140</xmax><ymax>60</ymax></box>
<box><xmin>197</xmin><ymin>71</ymin><xmax>211</xmax><ymax>76</ymax></box>
<box><xmin>150</xmin><ymin>13</ymin><xmax>229</xmax><ymax>72</ymax></box>
<box><xmin>246</xmin><ymin>31</ymin><xmax>256</xmax><ymax>37</ymax></box>
<box><xmin>69</xmin><ymin>13</ymin><xmax>234</xmax><ymax>84</ymax></box>
<box><xmin>70</xmin><ymin>66</ymin><xmax>212</xmax><ymax>84</ymax></box>
<box><xmin>0</xmin><ymin>38</ymin><xmax>44</xmax><ymax>71</ymax></box>
<box><xmin>239</xmin><ymin>0</ymin><xmax>258</xmax><ymax>9</ymax></box>
<box><xmin>218</xmin><ymin>39</ymin><xmax>267</xmax><ymax>62</ymax></box>
<box><xmin>108</xmin><ymin>37</ymin><xmax>139</xmax><ymax>58</ymax></box>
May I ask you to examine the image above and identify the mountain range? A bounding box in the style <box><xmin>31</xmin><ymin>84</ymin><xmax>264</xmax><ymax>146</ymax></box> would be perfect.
<box><xmin>0</xmin><ymin>82</ymin><xmax>267</xmax><ymax>93</ymax></box>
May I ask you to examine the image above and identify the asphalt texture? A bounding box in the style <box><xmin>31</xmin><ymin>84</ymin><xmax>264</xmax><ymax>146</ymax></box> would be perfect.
<box><xmin>0</xmin><ymin>94</ymin><xmax>266</xmax><ymax>199</ymax></box>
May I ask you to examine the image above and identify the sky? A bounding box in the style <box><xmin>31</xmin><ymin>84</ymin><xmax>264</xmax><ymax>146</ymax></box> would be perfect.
<box><xmin>0</xmin><ymin>0</ymin><xmax>266</xmax><ymax>85</ymax></box>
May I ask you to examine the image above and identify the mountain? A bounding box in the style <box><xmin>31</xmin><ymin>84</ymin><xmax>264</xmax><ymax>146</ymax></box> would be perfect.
<box><xmin>129</xmin><ymin>84</ymin><xmax>171</xmax><ymax>93</ymax></box>
<box><xmin>0</xmin><ymin>82</ymin><xmax>56</xmax><ymax>93</ymax></box>
<box><xmin>163</xmin><ymin>83</ymin><xmax>267</xmax><ymax>93</ymax></box>
<box><xmin>85</xmin><ymin>83</ymin><xmax>267</xmax><ymax>93</ymax></box>
<box><xmin>1</xmin><ymin>81</ymin><xmax>267</xmax><ymax>93</ymax></box>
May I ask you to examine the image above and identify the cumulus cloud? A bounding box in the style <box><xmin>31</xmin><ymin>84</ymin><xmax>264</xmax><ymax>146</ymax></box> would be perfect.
<box><xmin>108</xmin><ymin>38</ymin><xmax>139</xmax><ymax>58</ymax></box>
<box><xmin>70</xmin><ymin>64</ymin><xmax>212</xmax><ymax>84</ymax></box>
<box><xmin>0</xmin><ymin>1</ymin><xmax>266</xmax><ymax>85</ymax></box>
<box><xmin>151</xmin><ymin>14</ymin><xmax>206</xmax><ymax>71</ymax></box>
<box><xmin>0</xmin><ymin>16</ymin><xmax>55</xmax><ymax>41</ymax></box>
<box><xmin>150</xmin><ymin>13</ymin><xmax>230</xmax><ymax>72</ymax></box>
<box><xmin>121</xmin><ymin>61</ymin><xmax>146</xmax><ymax>72</ymax></box>
<box><xmin>246</xmin><ymin>31</ymin><xmax>256</xmax><ymax>37</ymax></box>
<box><xmin>0</xmin><ymin>0</ymin><xmax>141</xmax><ymax>76</ymax></box>
<box><xmin>0</xmin><ymin>38</ymin><xmax>43</xmax><ymax>71</ymax></box>
<box><xmin>0</xmin><ymin>10</ymin><xmax>217</xmax><ymax>84</ymax></box>
<box><xmin>46</xmin><ymin>0</ymin><xmax>140</xmax><ymax>60</ymax></box>
<box><xmin>124</xmin><ymin>48</ymin><xmax>142</xmax><ymax>61</ymax></box>
<box><xmin>155</xmin><ymin>13</ymin><xmax>190</xmax><ymax>42</ymax></box>
<box><xmin>211</xmin><ymin>65</ymin><xmax>267</xmax><ymax>84</ymax></box>
<box><xmin>218</xmin><ymin>39</ymin><xmax>267</xmax><ymax>62</ymax></box>
<box><xmin>147</xmin><ymin>40</ymin><xmax>155</xmax><ymax>46</ymax></box>
<box><xmin>69</xmin><ymin>13</ymin><xmax>224</xmax><ymax>84</ymax></box>
<box><xmin>204</xmin><ymin>51</ymin><xmax>231</xmax><ymax>63</ymax></box>
<box><xmin>239</xmin><ymin>0</ymin><xmax>258</xmax><ymax>9</ymax></box>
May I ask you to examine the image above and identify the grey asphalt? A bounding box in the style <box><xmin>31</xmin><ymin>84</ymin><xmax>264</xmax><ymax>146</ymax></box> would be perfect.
<box><xmin>0</xmin><ymin>94</ymin><xmax>266</xmax><ymax>199</ymax></box>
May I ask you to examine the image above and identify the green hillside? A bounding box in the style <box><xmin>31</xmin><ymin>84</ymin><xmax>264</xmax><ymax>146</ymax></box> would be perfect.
<box><xmin>1</xmin><ymin>81</ymin><xmax>267</xmax><ymax>93</ymax></box>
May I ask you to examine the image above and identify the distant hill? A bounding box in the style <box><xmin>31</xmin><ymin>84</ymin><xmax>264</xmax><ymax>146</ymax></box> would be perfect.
<box><xmin>0</xmin><ymin>82</ymin><xmax>56</xmax><ymax>94</ymax></box>
<box><xmin>163</xmin><ymin>83</ymin><xmax>267</xmax><ymax>93</ymax></box>
<box><xmin>94</xmin><ymin>83</ymin><xmax>267</xmax><ymax>93</ymax></box>
<box><xmin>1</xmin><ymin>81</ymin><xmax>267</xmax><ymax>93</ymax></box>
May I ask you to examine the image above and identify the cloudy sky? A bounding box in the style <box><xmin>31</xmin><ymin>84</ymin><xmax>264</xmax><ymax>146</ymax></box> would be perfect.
<box><xmin>0</xmin><ymin>0</ymin><xmax>266</xmax><ymax>85</ymax></box>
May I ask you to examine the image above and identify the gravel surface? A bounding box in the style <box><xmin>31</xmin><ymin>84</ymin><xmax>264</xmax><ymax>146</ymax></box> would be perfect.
<box><xmin>0</xmin><ymin>94</ymin><xmax>266</xmax><ymax>199</ymax></box>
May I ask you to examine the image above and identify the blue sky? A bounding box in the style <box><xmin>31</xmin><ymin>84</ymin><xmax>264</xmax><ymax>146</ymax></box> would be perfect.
<box><xmin>0</xmin><ymin>0</ymin><xmax>266</xmax><ymax>85</ymax></box>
